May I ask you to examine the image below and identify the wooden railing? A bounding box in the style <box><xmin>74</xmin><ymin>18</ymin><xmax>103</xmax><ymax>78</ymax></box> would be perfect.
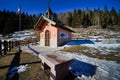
<box><xmin>0</xmin><ymin>40</ymin><xmax>19</xmax><ymax>56</ymax></box>
<box><xmin>0</xmin><ymin>38</ymin><xmax>39</xmax><ymax>56</ymax></box>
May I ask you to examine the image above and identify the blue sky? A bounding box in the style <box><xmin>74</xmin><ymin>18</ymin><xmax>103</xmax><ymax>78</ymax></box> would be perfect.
<box><xmin>0</xmin><ymin>0</ymin><xmax>120</xmax><ymax>15</ymax></box>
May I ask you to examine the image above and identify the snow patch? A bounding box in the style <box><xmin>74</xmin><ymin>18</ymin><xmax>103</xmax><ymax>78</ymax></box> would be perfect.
<box><xmin>64</xmin><ymin>39</ymin><xmax>94</xmax><ymax>47</ymax></box>
<box><xmin>60</xmin><ymin>52</ymin><xmax>120</xmax><ymax>79</ymax></box>
<box><xmin>7</xmin><ymin>64</ymin><xmax>29</xmax><ymax>80</ymax></box>
<box><xmin>17</xmin><ymin>64</ymin><xmax>29</xmax><ymax>73</ymax></box>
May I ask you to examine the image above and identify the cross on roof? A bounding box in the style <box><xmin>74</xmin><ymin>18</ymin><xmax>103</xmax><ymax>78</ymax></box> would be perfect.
<box><xmin>48</xmin><ymin>0</ymin><xmax>50</xmax><ymax>9</ymax></box>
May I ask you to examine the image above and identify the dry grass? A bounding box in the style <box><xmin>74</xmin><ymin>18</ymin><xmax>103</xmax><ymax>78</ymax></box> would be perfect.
<box><xmin>19</xmin><ymin>63</ymin><xmax>50</xmax><ymax>80</ymax></box>
<box><xmin>0</xmin><ymin>48</ymin><xmax>50</xmax><ymax>80</ymax></box>
<box><xmin>72</xmin><ymin>27</ymin><xmax>120</xmax><ymax>39</ymax></box>
<box><xmin>61</xmin><ymin>46</ymin><xmax>120</xmax><ymax>63</ymax></box>
<box><xmin>0</xmin><ymin>48</ymin><xmax>17</xmax><ymax>79</ymax></box>
<box><xmin>62</xmin><ymin>46</ymin><xmax>90</xmax><ymax>53</ymax></box>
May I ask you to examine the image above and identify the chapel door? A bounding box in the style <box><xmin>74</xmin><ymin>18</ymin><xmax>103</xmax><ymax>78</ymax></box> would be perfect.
<box><xmin>45</xmin><ymin>30</ymin><xmax>50</xmax><ymax>46</ymax></box>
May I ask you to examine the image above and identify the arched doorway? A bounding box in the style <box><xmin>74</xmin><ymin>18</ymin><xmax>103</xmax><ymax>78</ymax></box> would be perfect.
<box><xmin>45</xmin><ymin>30</ymin><xmax>50</xmax><ymax>46</ymax></box>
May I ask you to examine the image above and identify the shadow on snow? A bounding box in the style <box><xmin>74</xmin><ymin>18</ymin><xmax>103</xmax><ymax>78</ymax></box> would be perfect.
<box><xmin>28</xmin><ymin>44</ymin><xmax>40</xmax><ymax>55</ymax></box>
<box><xmin>64</xmin><ymin>40</ymin><xmax>94</xmax><ymax>46</ymax></box>
<box><xmin>70</xmin><ymin>59</ymin><xmax>97</xmax><ymax>77</ymax></box>
<box><xmin>6</xmin><ymin>51</ymin><xmax>21</xmax><ymax>80</ymax></box>
<box><xmin>4</xmin><ymin>50</ymin><xmax>40</xmax><ymax>80</ymax></box>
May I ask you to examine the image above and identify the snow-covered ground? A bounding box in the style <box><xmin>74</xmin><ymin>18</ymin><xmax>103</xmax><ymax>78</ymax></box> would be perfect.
<box><xmin>20</xmin><ymin>32</ymin><xmax>120</xmax><ymax>80</ymax></box>
<box><xmin>0</xmin><ymin>30</ymin><xmax>35</xmax><ymax>41</ymax></box>
<box><xmin>61</xmin><ymin>38</ymin><xmax>120</xmax><ymax>79</ymax></box>
<box><xmin>22</xmin><ymin>43</ymin><xmax>120</xmax><ymax>80</ymax></box>
<box><xmin>64</xmin><ymin>38</ymin><xmax>120</xmax><ymax>47</ymax></box>
<box><xmin>64</xmin><ymin>38</ymin><xmax>120</xmax><ymax>55</ymax></box>
<box><xmin>0</xmin><ymin>30</ymin><xmax>36</xmax><ymax>50</ymax></box>
<box><xmin>7</xmin><ymin>64</ymin><xmax>29</xmax><ymax>80</ymax></box>
<box><xmin>11</xmin><ymin>30</ymin><xmax>35</xmax><ymax>40</ymax></box>
<box><xmin>60</xmin><ymin>52</ymin><xmax>120</xmax><ymax>80</ymax></box>
<box><xmin>1</xmin><ymin>30</ymin><xmax>120</xmax><ymax>80</ymax></box>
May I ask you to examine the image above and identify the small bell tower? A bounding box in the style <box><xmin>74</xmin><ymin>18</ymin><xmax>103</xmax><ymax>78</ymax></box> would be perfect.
<box><xmin>45</xmin><ymin>0</ymin><xmax>53</xmax><ymax>18</ymax></box>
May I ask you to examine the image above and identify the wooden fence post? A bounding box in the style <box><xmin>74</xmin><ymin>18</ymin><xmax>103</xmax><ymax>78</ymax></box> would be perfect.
<box><xmin>13</xmin><ymin>41</ymin><xmax>16</xmax><ymax>47</ymax></box>
<box><xmin>11</xmin><ymin>41</ymin><xmax>14</xmax><ymax>48</ymax></box>
<box><xmin>15</xmin><ymin>41</ymin><xmax>18</xmax><ymax>46</ymax></box>
<box><xmin>9</xmin><ymin>41</ymin><xmax>11</xmax><ymax>51</ymax></box>
<box><xmin>3</xmin><ymin>40</ymin><xmax>8</xmax><ymax>55</ymax></box>
<box><xmin>0</xmin><ymin>40</ymin><xmax>2</xmax><ymax>55</ymax></box>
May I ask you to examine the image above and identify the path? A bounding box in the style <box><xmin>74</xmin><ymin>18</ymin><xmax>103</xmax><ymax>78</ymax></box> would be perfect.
<box><xmin>22</xmin><ymin>44</ymin><xmax>62</xmax><ymax>56</ymax></box>
<box><xmin>22</xmin><ymin>44</ymin><xmax>74</xmax><ymax>80</ymax></box>
<box><xmin>22</xmin><ymin>44</ymin><xmax>108</xmax><ymax>79</ymax></box>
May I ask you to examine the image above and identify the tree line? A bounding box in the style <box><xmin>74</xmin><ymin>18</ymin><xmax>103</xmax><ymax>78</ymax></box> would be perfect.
<box><xmin>0</xmin><ymin>6</ymin><xmax>120</xmax><ymax>35</ymax></box>
<box><xmin>0</xmin><ymin>10</ymin><xmax>39</xmax><ymax>35</ymax></box>
<box><xmin>57</xmin><ymin>6</ymin><xmax>120</xmax><ymax>30</ymax></box>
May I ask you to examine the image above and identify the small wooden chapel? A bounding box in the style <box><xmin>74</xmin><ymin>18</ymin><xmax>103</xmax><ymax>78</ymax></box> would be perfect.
<box><xmin>34</xmin><ymin>2</ymin><xmax>74</xmax><ymax>48</ymax></box>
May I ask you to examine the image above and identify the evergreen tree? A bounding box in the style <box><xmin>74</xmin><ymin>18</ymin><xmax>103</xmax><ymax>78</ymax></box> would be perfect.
<box><xmin>72</xmin><ymin>9</ymin><xmax>78</xmax><ymax>27</ymax></box>
<box><xmin>67</xmin><ymin>12</ymin><xmax>73</xmax><ymax>26</ymax></box>
<box><xmin>117</xmin><ymin>10</ymin><xmax>120</xmax><ymax>27</ymax></box>
<box><xmin>77</xmin><ymin>9</ymin><xmax>82</xmax><ymax>26</ymax></box>
<box><xmin>92</xmin><ymin>8</ymin><xmax>101</xmax><ymax>28</ymax></box>
<box><xmin>101</xmin><ymin>5</ymin><xmax>109</xmax><ymax>28</ymax></box>
<box><xmin>0</xmin><ymin>10</ymin><xmax>39</xmax><ymax>35</ymax></box>
<box><xmin>52</xmin><ymin>13</ymin><xmax>58</xmax><ymax>21</ymax></box>
<box><xmin>109</xmin><ymin>7</ymin><xmax>118</xmax><ymax>26</ymax></box>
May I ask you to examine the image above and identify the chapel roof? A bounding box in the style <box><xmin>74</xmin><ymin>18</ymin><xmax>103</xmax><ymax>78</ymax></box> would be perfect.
<box><xmin>34</xmin><ymin>15</ymin><xmax>74</xmax><ymax>32</ymax></box>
